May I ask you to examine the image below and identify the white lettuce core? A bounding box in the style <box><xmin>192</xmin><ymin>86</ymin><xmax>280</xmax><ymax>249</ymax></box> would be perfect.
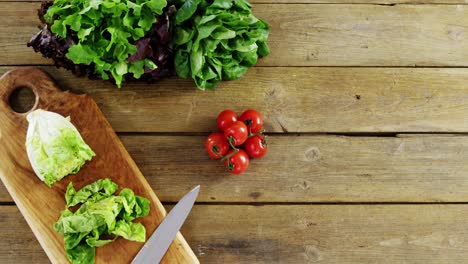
<box><xmin>25</xmin><ymin>109</ymin><xmax>95</xmax><ymax>186</ymax></box>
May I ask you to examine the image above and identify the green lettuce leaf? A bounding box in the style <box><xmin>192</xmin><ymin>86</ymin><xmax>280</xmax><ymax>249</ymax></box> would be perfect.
<box><xmin>25</xmin><ymin>109</ymin><xmax>95</xmax><ymax>187</ymax></box>
<box><xmin>111</xmin><ymin>220</ymin><xmax>146</xmax><ymax>242</ymax></box>
<box><xmin>45</xmin><ymin>0</ymin><xmax>167</xmax><ymax>87</ymax></box>
<box><xmin>173</xmin><ymin>0</ymin><xmax>270</xmax><ymax>90</ymax></box>
<box><xmin>54</xmin><ymin>179</ymin><xmax>150</xmax><ymax>264</ymax></box>
<box><xmin>66</xmin><ymin>179</ymin><xmax>118</xmax><ymax>207</ymax></box>
<box><xmin>175</xmin><ymin>0</ymin><xmax>201</xmax><ymax>25</ymax></box>
<box><xmin>66</xmin><ymin>244</ymin><xmax>95</xmax><ymax>264</ymax></box>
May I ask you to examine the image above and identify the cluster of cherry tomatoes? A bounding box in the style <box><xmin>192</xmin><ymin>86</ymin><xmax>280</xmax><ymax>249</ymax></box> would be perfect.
<box><xmin>205</xmin><ymin>109</ymin><xmax>267</xmax><ymax>174</ymax></box>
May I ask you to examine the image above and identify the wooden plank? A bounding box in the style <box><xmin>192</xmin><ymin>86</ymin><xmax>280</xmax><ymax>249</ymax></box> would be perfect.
<box><xmin>4</xmin><ymin>3</ymin><xmax>468</xmax><ymax>66</ymax></box>
<box><xmin>3</xmin><ymin>66</ymin><xmax>468</xmax><ymax>133</ymax></box>
<box><xmin>0</xmin><ymin>3</ymin><xmax>49</xmax><ymax>65</ymax></box>
<box><xmin>255</xmin><ymin>3</ymin><xmax>468</xmax><ymax>66</ymax></box>
<box><xmin>3</xmin><ymin>135</ymin><xmax>468</xmax><ymax>203</ymax></box>
<box><xmin>3</xmin><ymin>204</ymin><xmax>468</xmax><ymax>263</ymax></box>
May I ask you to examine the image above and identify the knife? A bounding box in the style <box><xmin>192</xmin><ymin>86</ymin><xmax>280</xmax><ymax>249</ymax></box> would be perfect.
<box><xmin>132</xmin><ymin>185</ymin><xmax>200</xmax><ymax>264</ymax></box>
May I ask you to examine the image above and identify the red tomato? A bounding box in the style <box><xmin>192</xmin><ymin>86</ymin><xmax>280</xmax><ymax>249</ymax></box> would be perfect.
<box><xmin>244</xmin><ymin>135</ymin><xmax>267</xmax><ymax>158</ymax></box>
<box><xmin>224</xmin><ymin>121</ymin><xmax>248</xmax><ymax>146</ymax></box>
<box><xmin>224</xmin><ymin>149</ymin><xmax>250</xmax><ymax>174</ymax></box>
<box><xmin>239</xmin><ymin>109</ymin><xmax>263</xmax><ymax>134</ymax></box>
<box><xmin>217</xmin><ymin>110</ymin><xmax>238</xmax><ymax>131</ymax></box>
<box><xmin>205</xmin><ymin>132</ymin><xmax>229</xmax><ymax>159</ymax></box>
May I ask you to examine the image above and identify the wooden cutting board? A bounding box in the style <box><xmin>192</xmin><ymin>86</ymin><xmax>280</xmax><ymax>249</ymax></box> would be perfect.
<box><xmin>0</xmin><ymin>67</ymin><xmax>199</xmax><ymax>264</ymax></box>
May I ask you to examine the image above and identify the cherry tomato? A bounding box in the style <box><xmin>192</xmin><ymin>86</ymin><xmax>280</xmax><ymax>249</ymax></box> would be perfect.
<box><xmin>239</xmin><ymin>109</ymin><xmax>263</xmax><ymax>134</ymax></box>
<box><xmin>244</xmin><ymin>135</ymin><xmax>267</xmax><ymax>158</ymax></box>
<box><xmin>205</xmin><ymin>132</ymin><xmax>229</xmax><ymax>159</ymax></box>
<box><xmin>224</xmin><ymin>121</ymin><xmax>248</xmax><ymax>146</ymax></box>
<box><xmin>217</xmin><ymin>110</ymin><xmax>238</xmax><ymax>131</ymax></box>
<box><xmin>224</xmin><ymin>149</ymin><xmax>250</xmax><ymax>174</ymax></box>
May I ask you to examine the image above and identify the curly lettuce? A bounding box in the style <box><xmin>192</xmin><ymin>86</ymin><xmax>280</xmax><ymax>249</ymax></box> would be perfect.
<box><xmin>25</xmin><ymin>109</ymin><xmax>95</xmax><ymax>187</ymax></box>
<box><xmin>43</xmin><ymin>0</ymin><xmax>167</xmax><ymax>87</ymax></box>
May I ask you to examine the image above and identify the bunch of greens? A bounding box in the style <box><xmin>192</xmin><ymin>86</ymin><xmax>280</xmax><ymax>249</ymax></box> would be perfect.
<box><xmin>172</xmin><ymin>0</ymin><xmax>270</xmax><ymax>90</ymax></box>
<box><xmin>54</xmin><ymin>178</ymin><xmax>150</xmax><ymax>264</ymax></box>
<box><xmin>28</xmin><ymin>0</ymin><xmax>270</xmax><ymax>89</ymax></box>
<box><xmin>32</xmin><ymin>0</ymin><xmax>169</xmax><ymax>87</ymax></box>
<box><xmin>25</xmin><ymin>109</ymin><xmax>95</xmax><ymax>187</ymax></box>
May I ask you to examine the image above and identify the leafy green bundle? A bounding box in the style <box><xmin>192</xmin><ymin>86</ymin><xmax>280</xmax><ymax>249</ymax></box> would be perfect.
<box><xmin>43</xmin><ymin>0</ymin><xmax>167</xmax><ymax>87</ymax></box>
<box><xmin>173</xmin><ymin>0</ymin><xmax>270</xmax><ymax>89</ymax></box>
<box><xmin>54</xmin><ymin>179</ymin><xmax>150</xmax><ymax>264</ymax></box>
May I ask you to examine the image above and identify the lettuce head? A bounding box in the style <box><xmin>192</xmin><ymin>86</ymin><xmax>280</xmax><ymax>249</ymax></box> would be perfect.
<box><xmin>25</xmin><ymin>109</ymin><xmax>95</xmax><ymax>186</ymax></box>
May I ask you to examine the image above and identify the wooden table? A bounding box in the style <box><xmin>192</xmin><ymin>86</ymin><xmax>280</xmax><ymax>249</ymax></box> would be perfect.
<box><xmin>2</xmin><ymin>0</ymin><xmax>468</xmax><ymax>263</ymax></box>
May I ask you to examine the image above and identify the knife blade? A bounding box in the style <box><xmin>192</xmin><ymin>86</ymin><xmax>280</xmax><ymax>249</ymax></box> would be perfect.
<box><xmin>132</xmin><ymin>185</ymin><xmax>200</xmax><ymax>264</ymax></box>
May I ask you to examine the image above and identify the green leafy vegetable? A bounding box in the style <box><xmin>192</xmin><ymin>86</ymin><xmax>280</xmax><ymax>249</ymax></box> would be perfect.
<box><xmin>25</xmin><ymin>109</ymin><xmax>95</xmax><ymax>187</ymax></box>
<box><xmin>43</xmin><ymin>0</ymin><xmax>167</xmax><ymax>87</ymax></box>
<box><xmin>173</xmin><ymin>0</ymin><xmax>270</xmax><ymax>90</ymax></box>
<box><xmin>65</xmin><ymin>178</ymin><xmax>118</xmax><ymax>207</ymax></box>
<box><xmin>55</xmin><ymin>179</ymin><xmax>150</xmax><ymax>264</ymax></box>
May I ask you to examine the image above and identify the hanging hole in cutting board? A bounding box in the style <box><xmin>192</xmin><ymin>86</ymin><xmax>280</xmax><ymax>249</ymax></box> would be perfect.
<box><xmin>8</xmin><ymin>86</ymin><xmax>37</xmax><ymax>113</ymax></box>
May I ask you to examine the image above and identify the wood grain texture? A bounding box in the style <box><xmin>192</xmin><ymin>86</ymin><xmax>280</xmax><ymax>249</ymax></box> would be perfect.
<box><xmin>3</xmin><ymin>134</ymin><xmax>468</xmax><ymax>203</ymax></box>
<box><xmin>0</xmin><ymin>68</ymin><xmax>198</xmax><ymax>264</ymax></box>
<box><xmin>4</xmin><ymin>3</ymin><xmax>468</xmax><ymax>66</ymax></box>
<box><xmin>255</xmin><ymin>3</ymin><xmax>468</xmax><ymax>66</ymax></box>
<box><xmin>120</xmin><ymin>134</ymin><xmax>468</xmax><ymax>203</ymax></box>
<box><xmin>3</xmin><ymin>204</ymin><xmax>468</xmax><ymax>263</ymax></box>
<box><xmin>3</xmin><ymin>66</ymin><xmax>468</xmax><ymax>133</ymax></box>
<box><xmin>0</xmin><ymin>3</ymin><xmax>48</xmax><ymax>65</ymax></box>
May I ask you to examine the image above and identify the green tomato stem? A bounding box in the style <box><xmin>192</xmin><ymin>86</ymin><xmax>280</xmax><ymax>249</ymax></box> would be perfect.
<box><xmin>220</xmin><ymin>147</ymin><xmax>239</xmax><ymax>162</ymax></box>
<box><xmin>247</xmin><ymin>129</ymin><xmax>266</xmax><ymax>138</ymax></box>
<box><xmin>227</xmin><ymin>136</ymin><xmax>237</xmax><ymax>149</ymax></box>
